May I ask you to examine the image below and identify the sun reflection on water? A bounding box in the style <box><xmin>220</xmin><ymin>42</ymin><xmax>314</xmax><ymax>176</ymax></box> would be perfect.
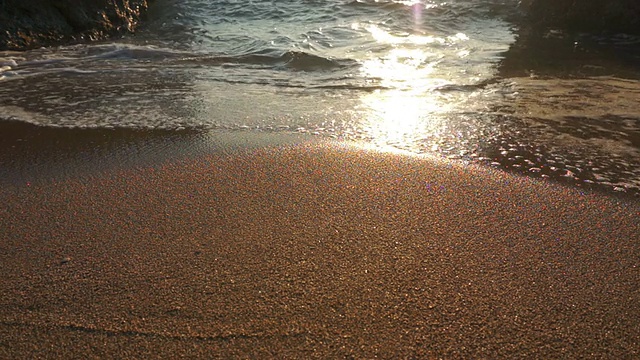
<box><xmin>360</xmin><ymin>89</ymin><xmax>452</xmax><ymax>150</ymax></box>
<box><xmin>358</xmin><ymin>23</ymin><xmax>468</xmax><ymax>150</ymax></box>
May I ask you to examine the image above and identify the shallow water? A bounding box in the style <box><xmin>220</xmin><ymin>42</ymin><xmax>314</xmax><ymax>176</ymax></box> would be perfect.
<box><xmin>0</xmin><ymin>0</ymin><xmax>639</xmax><ymax>196</ymax></box>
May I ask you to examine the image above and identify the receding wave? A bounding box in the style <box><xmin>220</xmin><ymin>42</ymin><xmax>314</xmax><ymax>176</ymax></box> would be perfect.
<box><xmin>0</xmin><ymin>44</ymin><xmax>359</xmax><ymax>84</ymax></box>
<box><xmin>183</xmin><ymin>50</ymin><xmax>356</xmax><ymax>72</ymax></box>
<box><xmin>345</xmin><ymin>0</ymin><xmax>409</xmax><ymax>11</ymax></box>
<box><xmin>309</xmin><ymin>84</ymin><xmax>388</xmax><ymax>91</ymax></box>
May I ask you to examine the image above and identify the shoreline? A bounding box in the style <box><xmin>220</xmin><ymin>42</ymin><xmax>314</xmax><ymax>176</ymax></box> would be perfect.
<box><xmin>1</xmin><ymin>120</ymin><xmax>638</xmax><ymax>201</ymax></box>
<box><xmin>1</xmin><ymin>129</ymin><xmax>639</xmax><ymax>358</ymax></box>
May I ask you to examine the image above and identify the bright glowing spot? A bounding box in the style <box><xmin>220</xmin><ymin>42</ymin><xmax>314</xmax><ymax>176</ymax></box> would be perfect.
<box><xmin>360</xmin><ymin>47</ymin><xmax>449</xmax><ymax>91</ymax></box>
<box><xmin>366</xmin><ymin>25</ymin><xmax>444</xmax><ymax>46</ymax></box>
<box><xmin>358</xmin><ymin>43</ymin><xmax>453</xmax><ymax>150</ymax></box>
<box><xmin>457</xmin><ymin>50</ymin><xmax>470</xmax><ymax>58</ymax></box>
<box><xmin>364</xmin><ymin>91</ymin><xmax>424</xmax><ymax>145</ymax></box>
<box><xmin>394</xmin><ymin>0</ymin><xmax>422</xmax><ymax>5</ymax></box>
<box><xmin>355</xmin><ymin>6</ymin><xmax>474</xmax><ymax>151</ymax></box>
<box><xmin>448</xmin><ymin>33</ymin><xmax>470</xmax><ymax>42</ymax></box>
<box><xmin>359</xmin><ymin>88</ymin><xmax>451</xmax><ymax>150</ymax></box>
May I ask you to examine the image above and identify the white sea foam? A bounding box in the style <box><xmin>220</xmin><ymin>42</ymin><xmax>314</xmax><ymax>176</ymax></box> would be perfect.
<box><xmin>0</xmin><ymin>58</ymin><xmax>18</xmax><ymax>67</ymax></box>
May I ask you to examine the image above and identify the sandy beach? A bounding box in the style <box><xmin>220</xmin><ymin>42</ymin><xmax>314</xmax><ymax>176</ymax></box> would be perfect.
<box><xmin>1</xmin><ymin>129</ymin><xmax>639</xmax><ymax>358</ymax></box>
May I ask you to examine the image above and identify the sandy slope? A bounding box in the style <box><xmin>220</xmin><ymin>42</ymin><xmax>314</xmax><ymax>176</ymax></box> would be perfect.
<box><xmin>1</xmin><ymin>139</ymin><xmax>638</xmax><ymax>358</ymax></box>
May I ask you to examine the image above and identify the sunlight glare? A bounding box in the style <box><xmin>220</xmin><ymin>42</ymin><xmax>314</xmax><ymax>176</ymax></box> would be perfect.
<box><xmin>359</xmin><ymin>47</ymin><xmax>452</xmax><ymax>150</ymax></box>
<box><xmin>366</xmin><ymin>25</ymin><xmax>444</xmax><ymax>46</ymax></box>
<box><xmin>360</xmin><ymin>88</ymin><xmax>449</xmax><ymax>150</ymax></box>
<box><xmin>356</xmin><ymin>8</ymin><xmax>472</xmax><ymax>151</ymax></box>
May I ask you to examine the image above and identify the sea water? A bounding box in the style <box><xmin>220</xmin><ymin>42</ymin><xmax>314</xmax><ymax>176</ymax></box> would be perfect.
<box><xmin>0</xmin><ymin>0</ymin><xmax>639</xmax><ymax>195</ymax></box>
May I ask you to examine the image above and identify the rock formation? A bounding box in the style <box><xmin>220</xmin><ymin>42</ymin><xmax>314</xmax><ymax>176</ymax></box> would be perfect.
<box><xmin>0</xmin><ymin>0</ymin><xmax>151</xmax><ymax>50</ymax></box>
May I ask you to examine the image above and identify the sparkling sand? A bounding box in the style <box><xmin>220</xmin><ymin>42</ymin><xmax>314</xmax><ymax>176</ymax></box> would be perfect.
<box><xmin>1</xmin><ymin>134</ymin><xmax>639</xmax><ymax>358</ymax></box>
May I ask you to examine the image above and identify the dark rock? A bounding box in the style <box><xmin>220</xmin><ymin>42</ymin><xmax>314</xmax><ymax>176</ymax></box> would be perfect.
<box><xmin>520</xmin><ymin>0</ymin><xmax>640</xmax><ymax>34</ymax></box>
<box><xmin>0</xmin><ymin>0</ymin><xmax>151</xmax><ymax>50</ymax></box>
<box><xmin>499</xmin><ymin>1</ymin><xmax>640</xmax><ymax>79</ymax></box>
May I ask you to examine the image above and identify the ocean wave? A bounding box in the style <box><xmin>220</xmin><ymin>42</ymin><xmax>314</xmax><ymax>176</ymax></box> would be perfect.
<box><xmin>4</xmin><ymin>43</ymin><xmax>357</xmax><ymax>78</ymax></box>
<box><xmin>182</xmin><ymin>50</ymin><xmax>357</xmax><ymax>72</ymax></box>
<box><xmin>0</xmin><ymin>44</ymin><xmax>188</xmax><ymax>80</ymax></box>
<box><xmin>345</xmin><ymin>0</ymin><xmax>410</xmax><ymax>11</ymax></box>
<box><xmin>85</xmin><ymin>44</ymin><xmax>189</xmax><ymax>61</ymax></box>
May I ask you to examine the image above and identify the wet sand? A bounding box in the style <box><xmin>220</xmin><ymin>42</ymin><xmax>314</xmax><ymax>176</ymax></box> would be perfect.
<box><xmin>1</xmin><ymin>130</ymin><xmax>639</xmax><ymax>358</ymax></box>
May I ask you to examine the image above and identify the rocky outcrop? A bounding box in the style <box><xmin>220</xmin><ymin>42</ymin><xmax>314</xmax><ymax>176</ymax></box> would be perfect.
<box><xmin>520</xmin><ymin>0</ymin><xmax>640</xmax><ymax>34</ymax></box>
<box><xmin>0</xmin><ymin>0</ymin><xmax>150</xmax><ymax>50</ymax></box>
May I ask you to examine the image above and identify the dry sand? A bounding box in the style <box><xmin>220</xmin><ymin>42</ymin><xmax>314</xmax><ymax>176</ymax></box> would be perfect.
<box><xmin>1</xmin><ymin>134</ymin><xmax>639</xmax><ymax>358</ymax></box>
